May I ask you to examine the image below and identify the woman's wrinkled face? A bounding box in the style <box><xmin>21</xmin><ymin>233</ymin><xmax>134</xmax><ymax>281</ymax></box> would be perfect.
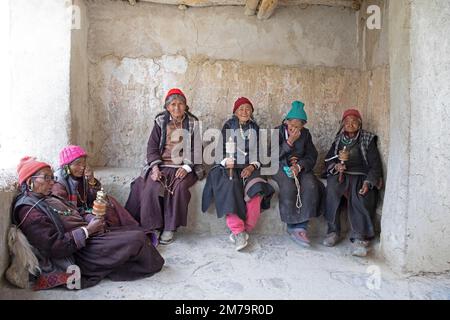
<box><xmin>235</xmin><ymin>104</ymin><xmax>253</xmax><ymax>123</ymax></box>
<box><xmin>166</xmin><ymin>98</ymin><xmax>186</xmax><ymax>120</ymax></box>
<box><xmin>69</xmin><ymin>156</ymin><xmax>87</xmax><ymax>178</ymax></box>
<box><xmin>286</xmin><ymin>119</ymin><xmax>304</xmax><ymax>135</ymax></box>
<box><xmin>29</xmin><ymin>167</ymin><xmax>55</xmax><ymax>196</ymax></box>
<box><xmin>343</xmin><ymin>115</ymin><xmax>361</xmax><ymax>134</ymax></box>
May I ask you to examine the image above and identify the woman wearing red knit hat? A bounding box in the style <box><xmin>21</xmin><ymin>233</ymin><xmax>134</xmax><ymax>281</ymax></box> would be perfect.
<box><xmin>52</xmin><ymin>145</ymin><xmax>140</xmax><ymax>230</ymax></box>
<box><xmin>10</xmin><ymin>157</ymin><xmax>164</xmax><ymax>290</ymax></box>
<box><xmin>322</xmin><ymin>108</ymin><xmax>383</xmax><ymax>257</ymax></box>
<box><xmin>202</xmin><ymin>97</ymin><xmax>274</xmax><ymax>251</ymax></box>
<box><xmin>125</xmin><ymin>88</ymin><xmax>204</xmax><ymax>245</ymax></box>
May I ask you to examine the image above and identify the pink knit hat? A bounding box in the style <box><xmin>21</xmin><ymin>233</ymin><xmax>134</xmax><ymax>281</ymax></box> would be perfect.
<box><xmin>59</xmin><ymin>145</ymin><xmax>87</xmax><ymax>167</ymax></box>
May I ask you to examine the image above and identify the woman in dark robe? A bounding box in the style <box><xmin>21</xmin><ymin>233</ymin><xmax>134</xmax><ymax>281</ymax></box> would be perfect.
<box><xmin>272</xmin><ymin>101</ymin><xmax>324</xmax><ymax>247</ymax></box>
<box><xmin>202</xmin><ymin>97</ymin><xmax>274</xmax><ymax>251</ymax></box>
<box><xmin>125</xmin><ymin>88</ymin><xmax>204</xmax><ymax>245</ymax></box>
<box><xmin>12</xmin><ymin>157</ymin><xmax>164</xmax><ymax>290</ymax></box>
<box><xmin>52</xmin><ymin>145</ymin><xmax>140</xmax><ymax>229</ymax></box>
<box><xmin>323</xmin><ymin>109</ymin><xmax>383</xmax><ymax>257</ymax></box>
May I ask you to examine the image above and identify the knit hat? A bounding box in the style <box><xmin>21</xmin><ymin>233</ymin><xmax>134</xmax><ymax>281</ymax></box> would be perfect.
<box><xmin>59</xmin><ymin>145</ymin><xmax>87</xmax><ymax>167</ymax></box>
<box><xmin>342</xmin><ymin>108</ymin><xmax>362</xmax><ymax>121</ymax></box>
<box><xmin>286</xmin><ymin>101</ymin><xmax>308</xmax><ymax>122</ymax></box>
<box><xmin>165</xmin><ymin>88</ymin><xmax>186</xmax><ymax>103</ymax></box>
<box><xmin>17</xmin><ymin>156</ymin><xmax>51</xmax><ymax>185</ymax></box>
<box><xmin>233</xmin><ymin>97</ymin><xmax>254</xmax><ymax>113</ymax></box>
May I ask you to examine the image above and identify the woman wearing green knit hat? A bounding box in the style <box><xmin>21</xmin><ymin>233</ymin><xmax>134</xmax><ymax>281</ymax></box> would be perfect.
<box><xmin>272</xmin><ymin>101</ymin><xmax>325</xmax><ymax>247</ymax></box>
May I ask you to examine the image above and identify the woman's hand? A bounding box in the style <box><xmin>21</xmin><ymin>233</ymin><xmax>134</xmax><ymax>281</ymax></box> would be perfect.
<box><xmin>241</xmin><ymin>165</ymin><xmax>255</xmax><ymax>179</ymax></box>
<box><xmin>84</xmin><ymin>165</ymin><xmax>95</xmax><ymax>183</ymax></box>
<box><xmin>290</xmin><ymin>164</ymin><xmax>302</xmax><ymax>177</ymax></box>
<box><xmin>359</xmin><ymin>182</ymin><xmax>370</xmax><ymax>196</ymax></box>
<box><xmin>225</xmin><ymin>158</ymin><xmax>235</xmax><ymax>169</ymax></box>
<box><xmin>175</xmin><ymin>168</ymin><xmax>188</xmax><ymax>180</ymax></box>
<box><xmin>150</xmin><ymin>166</ymin><xmax>162</xmax><ymax>182</ymax></box>
<box><xmin>86</xmin><ymin>217</ymin><xmax>105</xmax><ymax>237</ymax></box>
<box><xmin>287</xmin><ymin>128</ymin><xmax>301</xmax><ymax>145</ymax></box>
<box><xmin>334</xmin><ymin>163</ymin><xmax>346</xmax><ymax>173</ymax></box>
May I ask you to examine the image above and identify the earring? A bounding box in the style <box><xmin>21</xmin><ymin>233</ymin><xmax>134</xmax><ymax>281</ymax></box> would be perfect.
<box><xmin>28</xmin><ymin>182</ymin><xmax>34</xmax><ymax>192</ymax></box>
<box><xmin>65</xmin><ymin>165</ymin><xmax>71</xmax><ymax>176</ymax></box>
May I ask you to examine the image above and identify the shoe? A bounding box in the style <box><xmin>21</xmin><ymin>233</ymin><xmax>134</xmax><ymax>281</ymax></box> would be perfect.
<box><xmin>160</xmin><ymin>231</ymin><xmax>174</xmax><ymax>245</ymax></box>
<box><xmin>351</xmin><ymin>240</ymin><xmax>370</xmax><ymax>257</ymax></box>
<box><xmin>229</xmin><ymin>232</ymin><xmax>249</xmax><ymax>244</ymax></box>
<box><xmin>322</xmin><ymin>232</ymin><xmax>340</xmax><ymax>247</ymax></box>
<box><xmin>234</xmin><ymin>232</ymin><xmax>249</xmax><ymax>251</ymax></box>
<box><xmin>288</xmin><ymin>229</ymin><xmax>311</xmax><ymax>247</ymax></box>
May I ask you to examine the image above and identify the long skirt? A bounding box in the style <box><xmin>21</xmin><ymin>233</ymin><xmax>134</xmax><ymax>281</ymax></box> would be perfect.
<box><xmin>104</xmin><ymin>196</ymin><xmax>140</xmax><ymax>228</ymax></box>
<box><xmin>272</xmin><ymin>168</ymin><xmax>324</xmax><ymax>224</ymax></box>
<box><xmin>74</xmin><ymin>226</ymin><xmax>164</xmax><ymax>288</ymax></box>
<box><xmin>127</xmin><ymin>167</ymin><xmax>197</xmax><ymax>232</ymax></box>
<box><xmin>325</xmin><ymin>174</ymin><xmax>378</xmax><ymax>240</ymax></box>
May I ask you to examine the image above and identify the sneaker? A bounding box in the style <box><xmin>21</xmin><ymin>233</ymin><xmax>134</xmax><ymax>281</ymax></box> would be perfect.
<box><xmin>322</xmin><ymin>232</ymin><xmax>340</xmax><ymax>247</ymax></box>
<box><xmin>351</xmin><ymin>240</ymin><xmax>370</xmax><ymax>257</ymax></box>
<box><xmin>160</xmin><ymin>231</ymin><xmax>174</xmax><ymax>245</ymax></box>
<box><xmin>234</xmin><ymin>232</ymin><xmax>249</xmax><ymax>251</ymax></box>
<box><xmin>229</xmin><ymin>232</ymin><xmax>249</xmax><ymax>244</ymax></box>
<box><xmin>288</xmin><ymin>229</ymin><xmax>311</xmax><ymax>247</ymax></box>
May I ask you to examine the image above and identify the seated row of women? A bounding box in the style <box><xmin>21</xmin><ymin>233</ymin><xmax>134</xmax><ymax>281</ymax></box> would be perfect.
<box><xmin>9</xmin><ymin>88</ymin><xmax>382</xmax><ymax>290</ymax></box>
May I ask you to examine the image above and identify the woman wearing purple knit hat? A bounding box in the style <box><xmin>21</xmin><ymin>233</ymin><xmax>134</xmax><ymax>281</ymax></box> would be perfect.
<box><xmin>52</xmin><ymin>145</ymin><xmax>140</xmax><ymax>229</ymax></box>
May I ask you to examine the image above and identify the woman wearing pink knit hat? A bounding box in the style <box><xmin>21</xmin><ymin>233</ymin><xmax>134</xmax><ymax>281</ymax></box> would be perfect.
<box><xmin>52</xmin><ymin>145</ymin><xmax>140</xmax><ymax>230</ymax></box>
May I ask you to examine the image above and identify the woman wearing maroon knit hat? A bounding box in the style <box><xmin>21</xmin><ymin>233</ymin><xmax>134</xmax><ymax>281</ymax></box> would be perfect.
<box><xmin>323</xmin><ymin>108</ymin><xmax>383</xmax><ymax>257</ymax></box>
<box><xmin>202</xmin><ymin>97</ymin><xmax>274</xmax><ymax>251</ymax></box>
<box><xmin>125</xmin><ymin>88</ymin><xmax>204</xmax><ymax>245</ymax></box>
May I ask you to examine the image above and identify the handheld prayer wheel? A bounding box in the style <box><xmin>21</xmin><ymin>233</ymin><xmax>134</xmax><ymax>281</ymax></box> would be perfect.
<box><xmin>92</xmin><ymin>188</ymin><xmax>107</xmax><ymax>217</ymax></box>
<box><xmin>338</xmin><ymin>146</ymin><xmax>349</xmax><ymax>183</ymax></box>
<box><xmin>225</xmin><ymin>137</ymin><xmax>236</xmax><ymax>180</ymax></box>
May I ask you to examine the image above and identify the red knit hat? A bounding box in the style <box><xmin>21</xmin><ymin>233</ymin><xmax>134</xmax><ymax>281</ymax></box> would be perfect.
<box><xmin>233</xmin><ymin>97</ymin><xmax>254</xmax><ymax>113</ymax></box>
<box><xmin>165</xmin><ymin>88</ymin><xmax>186</xmax><ymax>102</ymax></box>
<box><xmin>17</xmin><ymin>156</ymin><xmax>51</xmax><ymax>185</ymax></box>
<box><xmin>342</xmin><ymin>108</ymin><xmax>362</xmax><ymax>121</ymax></box>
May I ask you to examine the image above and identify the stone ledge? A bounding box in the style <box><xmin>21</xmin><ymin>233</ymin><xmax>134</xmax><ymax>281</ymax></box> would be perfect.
<box><xmin>93</xmin><ymin>167</ymin><xmax>336</xmax><ymax>236</ymax></box>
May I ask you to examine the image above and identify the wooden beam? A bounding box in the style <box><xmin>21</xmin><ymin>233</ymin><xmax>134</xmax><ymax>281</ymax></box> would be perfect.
<box><xmin>257</xmin><ymin>0</ymin><xmax>278</xmax><ymax>19</ymax></box>
<box><xmin>136</xmin><ymin>0</ymin><xmax>357</xmax><ymax>9</ymax></box>
<box><xmin>245</xmin><ymin>0</ymin><xmax>260</xmax><ymax>16</ymax></box>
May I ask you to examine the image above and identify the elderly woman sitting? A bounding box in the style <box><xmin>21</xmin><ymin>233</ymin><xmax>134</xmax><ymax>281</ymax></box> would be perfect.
<box><xmin>11</xmin><ymin>157</ymin><xmax>164</xmax><ymax>290</ymax></box>
<box><xmin>125</xmin><ymin>88</ymin><xmax>203</xmax><ymax>245</ymax></box>
<box><xmin>52</xmin><ymin>145</ymin><xmax>139</xmax><ymax>228</ymax></box>
<box><xmin>202</xmin><ymin>97</ymin><xmax>274</xmax><ymax>251</ymax></box>
<box><xmin>323</xmin><ymin>109</ymin><xmax>383</xmax><ymax>257</ymax></box>
<box><xmin>272</xmin><ymin>101</ymin><xmax>324</xmax><ymax>247</ymax></box>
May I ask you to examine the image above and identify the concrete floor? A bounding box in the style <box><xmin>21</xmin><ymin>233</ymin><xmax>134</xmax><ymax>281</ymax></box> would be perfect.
<box><xmin>1</xmin><ymin>233</ymin><xmax>449</xmax><ymax>300</ymax></box>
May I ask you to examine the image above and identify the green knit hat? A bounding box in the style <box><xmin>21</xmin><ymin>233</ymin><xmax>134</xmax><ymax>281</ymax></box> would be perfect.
<box><xmin>286</xmin><ymin>101</ymin><xmax>307</xmax><ymax>122</ymax></box>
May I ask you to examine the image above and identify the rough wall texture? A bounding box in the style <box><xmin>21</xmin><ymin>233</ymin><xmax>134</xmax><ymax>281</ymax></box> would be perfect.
<box><xmin>0</xmin><ymin>0</ymin><xmax>72</xmax><ymax>169</ymax></box>
<box><xmin>357</xmin><ymin>0</ymin><xmax>390</xmax><ymax>219</ymax></box>
<box><xmin>85</xmin><ymin>0</ymin><xmax>385</xmax><ymax>170</ymax></box>
<box><xmin>382</xmin><ymin>0</ymin><xmax>450</xmax><ymax>274</ymax></box>
<box><xmin>70</xmin><ymin>0</ymin><xmax>93</xmax><ymax>155</ymax></box>
<box><xmin>405</xmin><ymin>0</ymin><xmax>450</xmax><ymax>273</ymax></box>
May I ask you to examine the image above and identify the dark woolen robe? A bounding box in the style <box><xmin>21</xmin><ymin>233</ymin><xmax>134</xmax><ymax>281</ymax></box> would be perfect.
<box><xmin>324</xmin><ymin>129</ymin><xmax>383</xmax><ymax>240</ymax></box>
<box><xmin>13</xmin><ymin>192</ymin><xmax>164</xmax><ymax>290</ymax></box>
<box><xmin>52</xmin><ymin>168</ymin><xmax>138</xmax><ymax>228</ymax></box>
<box><xmin>271</xmin><ymin>124</ymin><xmax>325</xmax><ymax>224</ymax></box>
<box><xmin>202</xmin><ymin>116</ymin><xmax>274</xmax><ymax>220</ymax></box>
<box><xmin>125</xmin><ymin>110</ymin><xmax>203</xmax><ymax>232</ymax></box>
